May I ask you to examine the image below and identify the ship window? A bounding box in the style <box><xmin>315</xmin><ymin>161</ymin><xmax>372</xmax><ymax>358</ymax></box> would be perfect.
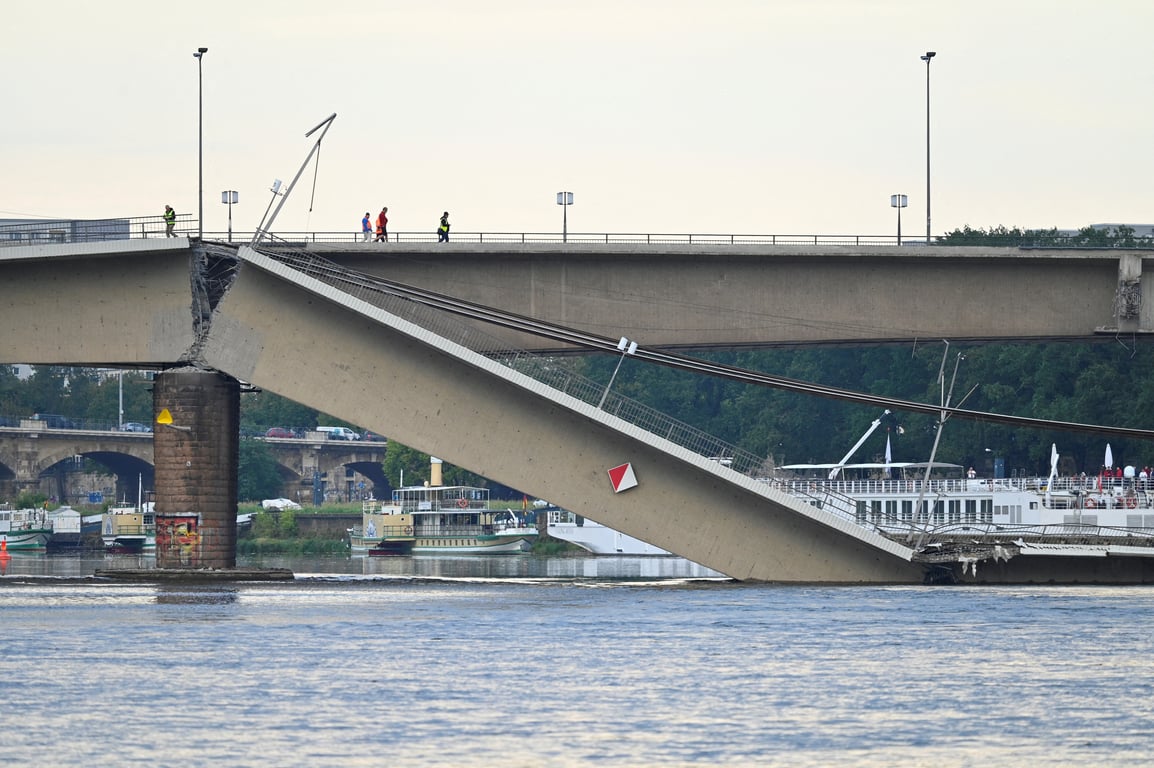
<box><xmin>870</xmin><ymin>500</ymin><xmax>882</xmax><ymax>523</ymax></box>
<box><xmin>948</xmin><ymin>500</ymin><xmax>961</xmax><ymax>524</ymax></box>
<box><xmin>856</xmin><ymin>501</ymin><xmax>867</xmax><ymax>522</ymax></box>
<box><xmin>964</xmin><ymin>499</ymin><xmax>977</xmax><ymax>523</ymax></box>
<box><xmin>933</xmin><ymin>501</ymin><xmax>945</xmax><ymax>524</ymax></box>
<box><xmin>901</xmin><ymin>501</ymin><xmax>913</xmax><ymax>521</ymax></box>
<box><xmin>885</xmin><ymin>500</ymin><xmax>898</xmax><ymax>522</ymax></box>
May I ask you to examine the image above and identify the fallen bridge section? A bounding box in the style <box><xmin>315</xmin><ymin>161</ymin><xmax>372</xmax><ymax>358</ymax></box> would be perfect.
<box><xmin>193</xmin><ymin>247</ymin><xmax>924</xmax><ymax>582</ymax></box>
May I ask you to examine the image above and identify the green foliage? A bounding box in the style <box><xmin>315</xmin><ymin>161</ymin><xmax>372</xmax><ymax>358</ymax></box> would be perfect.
<box><xmin>937</xmin><ymin>224</ymin><xmax>1152</xmax><ymax>248</ymax></box>
<box><xmin>251</xmin><ymin>510</ymin><xmax>279</xmax><ymax>538</ymax></box>
<box><xmin>237</xmin><ymin>440</ymin><xmax>284</xmax><ymax>502</ymax></box>
<box><xmin>239</xmin><ymin>390</ymin><xmax>319</xmax><ymax>434</ymax></box>
<box><xmin>279</xmin><ymin>508</ymin><xmax>298</xmax><ymax>537</ymax></box>
<box><xmin>16</xmin><ymin>491</ymin><xmax>48</xmax><ymax>509</ymax></box>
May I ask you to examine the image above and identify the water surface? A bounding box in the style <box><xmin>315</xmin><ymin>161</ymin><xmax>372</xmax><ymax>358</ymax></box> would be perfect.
<box><xmin>2</xmin><ymin>554</ymin><xmax>1152</xmax><ymax>766</ymax></box>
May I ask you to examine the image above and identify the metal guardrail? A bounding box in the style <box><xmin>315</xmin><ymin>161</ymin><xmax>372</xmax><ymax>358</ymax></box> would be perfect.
<box><xmin>6</xmin><ymin>215</ymin><xmax>1154</xmax><ymax>250</ymax></box>
<box><xmin>0</xmin><ymin>214</ymin><xmax>197</xmax><ymax>246</ymax></box>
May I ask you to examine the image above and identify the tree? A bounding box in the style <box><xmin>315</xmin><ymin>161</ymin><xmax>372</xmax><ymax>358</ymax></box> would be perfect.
<box><xmin>239</xmin><ymin>390</ymin><xmax>319</xmax><ymax>435</ymax></box>
<box><xmin>237</xmin><ymin>439</ymin><xmax>283</xmax><ymax>501</ymax></box>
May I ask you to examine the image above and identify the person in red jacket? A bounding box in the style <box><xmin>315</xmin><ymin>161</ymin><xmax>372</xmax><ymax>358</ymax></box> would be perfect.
<box><xmin>375</xmin><ymin>207</ymin><xmax>389</xmax><ymax>242</ymax></box>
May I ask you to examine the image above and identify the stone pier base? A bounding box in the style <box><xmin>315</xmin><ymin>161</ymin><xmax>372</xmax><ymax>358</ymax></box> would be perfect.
<box><xmin>153</xmin><ymin>369</ymin><xmax>239</xmax><ymax>569</ymax></box>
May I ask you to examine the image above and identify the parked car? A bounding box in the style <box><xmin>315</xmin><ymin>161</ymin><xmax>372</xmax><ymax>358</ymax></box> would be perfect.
<box><xmin>362</xmin><ymin>430</ymin><xmax>386</xmax><ymax>442</ymax></box>
<box><xmin>265</xmin><ymin>427</ymin><xmax>296</xmax><ymax>439</ymax></box>
<box><xmin>316</xmin><ymin>426</ymin><xmax>361</xmax><ymax>441</ymax></box>
<box><xmin>120</xmin><ymin>422</ymin><xmax>152</xmax><ymax>433</ymax></box>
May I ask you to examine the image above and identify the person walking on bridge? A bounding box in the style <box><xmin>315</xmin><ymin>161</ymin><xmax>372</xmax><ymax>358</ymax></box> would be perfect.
<box><xmin>361</xmin><ymin>212</ymin><xmax>372</xmax><ymax>242</ymax></box>
<box><xmin>438</xmin><ymin>211</ymin><xmax>450</xmax><ymax>242</ymax></box>
<box><xmin>164</xmin><ymin>205</ymin><xmax>176</xmax><ymax>237</ymax></box>
<box><xmin>375</xmin><ymin>207</ymin><xmax>389</xmax><ymax>242</ymax></box>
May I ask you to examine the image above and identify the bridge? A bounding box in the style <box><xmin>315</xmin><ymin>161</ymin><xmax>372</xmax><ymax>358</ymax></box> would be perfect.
<box><xmin>4</xmin><ymin>231</ymin><xmax>1154</xmax><ymax>582</ymax></box>
<box><xmin>0</xmin><ymin>423</ymin><xmax>386</xmax><ymax>506</ymax></box>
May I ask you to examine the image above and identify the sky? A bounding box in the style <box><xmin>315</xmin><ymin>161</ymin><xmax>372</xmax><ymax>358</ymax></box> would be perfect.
<box><xmin>3</xmin><ymin>1</ymin><xmax>1153</xmax><ymax>239</ymax></box>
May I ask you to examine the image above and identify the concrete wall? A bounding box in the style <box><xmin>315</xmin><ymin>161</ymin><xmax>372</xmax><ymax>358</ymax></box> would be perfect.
<box><xmin>0</xmin><ymin>239</ymin><xmax>196</xmax><ymax>365</ymax></box>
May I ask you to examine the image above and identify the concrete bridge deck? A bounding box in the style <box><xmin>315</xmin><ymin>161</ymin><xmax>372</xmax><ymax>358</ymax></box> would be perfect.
<box><xmin>4</xmin><ymin>237</ymin><xmax>1154</xmax><ymax>581</ymax></box>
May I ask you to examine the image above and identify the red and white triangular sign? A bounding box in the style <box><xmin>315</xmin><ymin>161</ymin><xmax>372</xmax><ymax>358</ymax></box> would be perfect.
<box><xmin>608</xmin><ymin>462</ymin><xmax>638</xmax><ymax>493</ymax></box>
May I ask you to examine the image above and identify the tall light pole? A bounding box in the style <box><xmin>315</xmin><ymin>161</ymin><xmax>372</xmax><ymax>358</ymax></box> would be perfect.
<box><xmin>556</xmin><ymin>191</ymin><xmax>573</xmax><ymax>243</ymax></box>
<box><xmin>921</xmin><ymin>50</ymin><xmax>935</xmax><ymax>244</ymax></box>
<box><xmin>194</xmin><ymin>47</ymin><xmax>208</xmax><ymax>239</ymax></box>
<box><xmin>890</xmin><ymin>194</ymin><xmax>907</xmax><ymax>245</ymax></box>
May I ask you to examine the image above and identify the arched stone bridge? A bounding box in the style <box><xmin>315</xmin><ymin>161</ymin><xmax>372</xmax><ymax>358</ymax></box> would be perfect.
<box><xmin>0</xmin><ymin>424</ymin><xmax>386</xmax><ymax>504</ymax></box>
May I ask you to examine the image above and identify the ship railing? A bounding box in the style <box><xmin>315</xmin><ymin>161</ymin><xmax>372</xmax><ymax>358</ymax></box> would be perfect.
<box><xmin>413</xmin><ymin>524</ymin><xmax>509</xmax><ymax>536</ymax></box>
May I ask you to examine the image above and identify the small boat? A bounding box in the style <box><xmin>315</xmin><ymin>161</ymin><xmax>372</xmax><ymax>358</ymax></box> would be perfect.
<box><xmin>544</xmin><ymin>507</ymin><xmax>671</xmax><ymax>555</ymax></box>
<box><xmin>350</xmin><ymin>485</ymin><xmax>536</xmax><ymax>555</ymax></box>
<box><xmin>349</xmin><ymin>500</ymin><xmax>416</xmax><ymax>556</ymax></box>
<box><xmin>102</xmin><ymin>502</ymin><xmax>156</xmax><ymax>553</ymax></box>
<box><xmin>0</xmin><ymin>505</ymin><xmax>52</xmax><ymax>551</ymax></box>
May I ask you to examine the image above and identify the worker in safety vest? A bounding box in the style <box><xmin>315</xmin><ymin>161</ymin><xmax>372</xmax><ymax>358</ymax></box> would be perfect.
<box><xmin>164</xmin><ymin>205</ymin><xmax>176</xmax><ymax>237</ymax></box>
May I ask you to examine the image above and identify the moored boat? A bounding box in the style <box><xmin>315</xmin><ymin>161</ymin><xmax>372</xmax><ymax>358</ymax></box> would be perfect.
<box><xmin>349</xmin><ymin>500</ymin><xmax>416</xmax><ymax>556</ymax></box>
<box><xmin>102</xmin><ymin>502</ymin><xmax>156</xmax><ymax>553</ymax></box>
<box><xmin>0</xmin><ymin>505</ymin><xmax>52</xmax><ymax>551</ymax></box>
<box><xmin>350</xmin><ymin>485</ymin><xmax>536</xmax><ymax>556</ymax></box>
<box><xmin>776</xmin><ymin>431</ymin><xmax>1154</xmax><ymax>577</ymax></box>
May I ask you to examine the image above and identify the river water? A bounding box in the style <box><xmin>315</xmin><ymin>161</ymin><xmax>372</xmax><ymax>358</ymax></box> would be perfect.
<box><xmin>3</xmin><ymin>553</ymin><xmax>1154</xmax><ymax>767</ymax></box>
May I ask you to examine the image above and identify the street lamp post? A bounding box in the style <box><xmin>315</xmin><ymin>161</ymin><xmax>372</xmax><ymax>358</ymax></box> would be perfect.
<box><xmin>193</xmin><ymin>47</ymin><xmax>208</xmax><ymax>239</ymax></box>
<box><xmin>221</xmin><ymin>190</ymin><xmax>238</xmax><ymax>242</ymax></box>
<box><xmin>920</xmin><ymin>50</ymin><xmax>935</xmax><ymax>244</ymax></box>
<box><xmin>556</xmin><ymin>191</ymin><xmax>574</xmax><ymax>243</ymax></box>
<box><xmin>890</xmin><ymin>194</ymin><xmax>907</xmax><ymax>245</ymax></box>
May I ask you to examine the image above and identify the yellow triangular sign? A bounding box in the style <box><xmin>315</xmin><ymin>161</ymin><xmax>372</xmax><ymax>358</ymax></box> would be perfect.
<box><xmin>156</xmin><ymin>408</ymin><xmax>173</xmax><ymax>425</ymax></box>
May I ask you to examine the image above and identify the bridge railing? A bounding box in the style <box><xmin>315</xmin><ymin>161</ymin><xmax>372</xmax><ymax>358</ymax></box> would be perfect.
<box><xmin>240</xmin><ymin>231</ymin><xmax>910</xmax><ymax>246</ymax></box>
<box><xmin>0</xmin><ymin>214</ymin><xmax>196</xmax><ymax>246</ymax></box>
<box><xmin>2</xmin><ymin>218</ymin><xmax>911</xmax><ymax>248</ymax></box>
<box><xmin>7</xmin><ymin>217</ymin><xmax>1154</xmax><ymax>249</ymax></box>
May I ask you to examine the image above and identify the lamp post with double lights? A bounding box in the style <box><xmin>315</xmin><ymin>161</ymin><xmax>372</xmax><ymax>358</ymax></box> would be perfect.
<box><xmin>556</xmin><ymin>191</ymin><xmax>574</xmax><ymax>243</ymax></box>
<box><xmin>890</xmin><ymin>194</ymin><xmax>907</xmax><ymax>245</ymax></box>
<box><xmin>920</xmin><ymin>50</ymin><xmax>935</xmax><ymax>244</ymax></box>
<box><xmin>221</xmin><ymin>190</ymin><xmax>238</xmax><ymax>242</ymax></box>
<box><xmin>193</xmin><ymin>47</ymin><xmax>208</xmax><ymax>239</ymax></box>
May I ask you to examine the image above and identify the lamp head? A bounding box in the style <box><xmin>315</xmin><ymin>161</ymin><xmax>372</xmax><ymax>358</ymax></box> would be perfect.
<box><xmin>922</xmin><ymin>51</ymin><xmax>936</xmax><ymax>61</ymax></box>
<box><xmin>194</xmin><ymin>47</ymin><xmax>208</xmax><ymax>58</ymax></box>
